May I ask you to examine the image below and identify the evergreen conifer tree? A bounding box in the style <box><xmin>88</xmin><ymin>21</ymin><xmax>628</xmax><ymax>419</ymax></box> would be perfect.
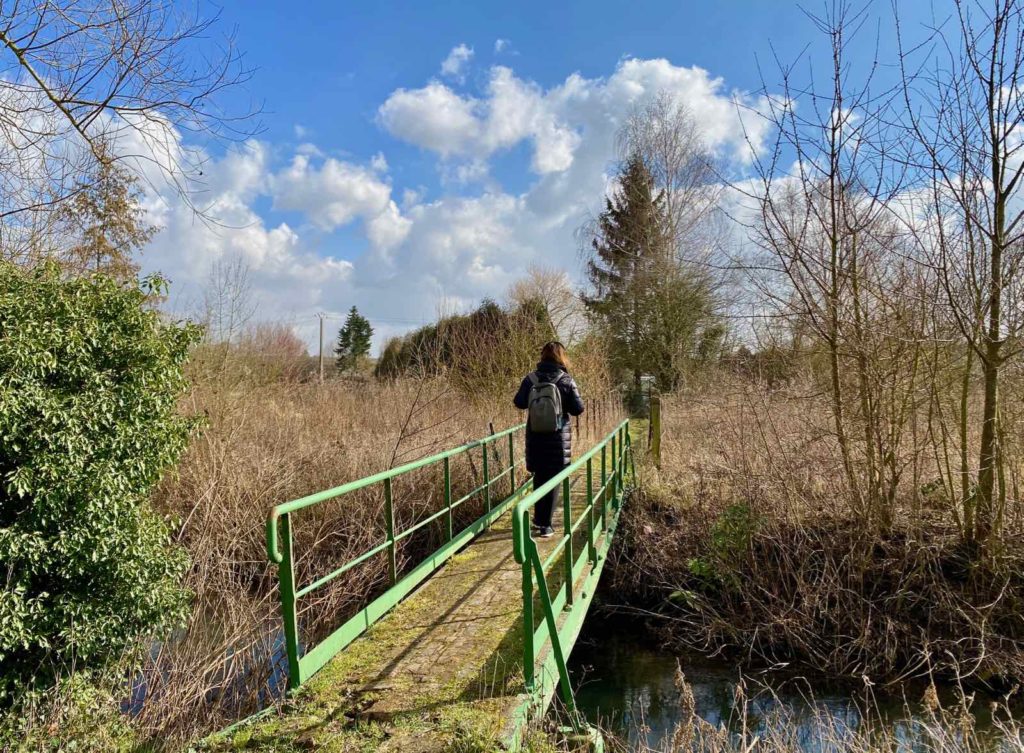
<box><xmin>335</xmin><ymin>306</ymin><xmax>373</xmax><ymax>372</ymax></box>
<box><xmin>584</xmin><ymin>153</ymin><xmax>719</xmax><ymax>391</ymax></box>
<box><xmin>584</xmin><ymin>154</ymin><xmax>669</xmax><ymax>387</ymax></box>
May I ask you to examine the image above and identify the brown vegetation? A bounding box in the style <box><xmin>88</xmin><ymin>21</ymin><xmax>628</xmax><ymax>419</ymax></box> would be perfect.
<box><xmin>610</xmin><ymin>376</ymin><xmax>1024</xmax><ymax>691</ymax></box>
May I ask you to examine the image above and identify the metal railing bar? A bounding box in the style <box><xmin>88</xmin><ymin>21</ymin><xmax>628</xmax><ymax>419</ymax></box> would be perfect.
<box><xmin>486</xmin><ymin>466</ymin><xmax>512</xmax><ymax>487</ymax></box>
<box><xmin>530</xmin><ymin>537</ymin><xmax>595</xmax><ymax>648</ymax></box>
<box><xmin>539</xmin><ymin>532</ymin><xmax>570</xmax><ymax>572</ymax></box>
<box><xmin>452</xmin><ymin>480</ymin><xmax>491</xmax><ymax>509</ymax></box>
<box><xmin>445</xmin><ymin>456</ymin><xmax>534</xmax><ymax>521</ymax></box>
<box><xmin>569</xmin><ymin>505</ymin><xmax>594</xmax><ymax>537</ymax></box>
<box><xmin>536</xmin><ymin>486</ymin><xmax>611</xmax><ymax>572</ymax></box>
<box><xmin>393</xmin><ymin>505</ymin><xmax>453</xmax><ymax>541</ymax></box>
<box><xmin>541</xmin><ymin>502</ymin><xmax>604</xmax><ymax>596</ymax></box>
<box><xmin>295</xmin><ymin>537</ymin><xmax>394</xmax><ymax>598</ymax></box>
<box><xmin>269</xmin><ymin>423</ymin><xmax>526</xmax><ymax>521</ymax></box>
<box><xmin>389</xmin><ymin>462</ymin><xmax>528</xmax><ymax>542</ymax></box>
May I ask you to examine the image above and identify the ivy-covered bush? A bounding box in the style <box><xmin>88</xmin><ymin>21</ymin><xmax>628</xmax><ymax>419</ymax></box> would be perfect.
<box><xmin>0</xmin><ymin>263</ymin><xmax>200</xmax><ymax>693</ymax></box>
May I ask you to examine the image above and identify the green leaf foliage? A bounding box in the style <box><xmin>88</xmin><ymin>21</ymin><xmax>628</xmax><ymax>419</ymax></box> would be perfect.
<box><xmin>0</xmin><ymin>262</ymin><xmax>200</xmax><ymax>694</ymax></box>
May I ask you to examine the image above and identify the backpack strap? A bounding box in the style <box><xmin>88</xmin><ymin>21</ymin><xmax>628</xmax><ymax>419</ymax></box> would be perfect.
<box><xmin>528</xmin><ymin>369</ymin><xmax>566</xmax><ymax>386</ymax></box>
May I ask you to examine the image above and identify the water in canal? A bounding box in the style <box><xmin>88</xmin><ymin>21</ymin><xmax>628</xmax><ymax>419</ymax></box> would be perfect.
<box><xmin>567</xmin><ymin>620</ymin><xmax>1010</xmax><ymax>751</ymax></box>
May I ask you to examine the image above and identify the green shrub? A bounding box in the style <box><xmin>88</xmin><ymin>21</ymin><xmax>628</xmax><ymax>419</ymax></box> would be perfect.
<box><xmin>0</xmin><ymin>263</ymin><xmax>200</xmax><ymax>694</ymax></box>
<box><xmin>0</xmin><ymin>671</ymin><xmax>137</xmax><ymax>752</ymax></box>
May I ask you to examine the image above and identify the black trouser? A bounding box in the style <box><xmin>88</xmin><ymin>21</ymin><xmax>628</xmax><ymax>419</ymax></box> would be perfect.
<box><xmin>531</xmin><ymin>467</ymin><xmax>564</xmax><ymax>529</ymax></box>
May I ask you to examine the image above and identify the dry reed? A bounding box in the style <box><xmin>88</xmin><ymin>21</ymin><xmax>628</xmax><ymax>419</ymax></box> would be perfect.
<box><xmin>609</xmin><ymin>375</ymin><xmax>1024</xmax><ymax>692</ymax></box>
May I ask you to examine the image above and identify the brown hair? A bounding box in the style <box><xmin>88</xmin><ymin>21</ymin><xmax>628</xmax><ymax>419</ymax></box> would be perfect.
<box><xmin>540</xmin><ymin>341</ymin><xmax>571</xmax><ymax>370</ymax></box>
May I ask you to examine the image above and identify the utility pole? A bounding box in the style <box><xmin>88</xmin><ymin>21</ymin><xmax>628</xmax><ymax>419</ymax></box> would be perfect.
<box><xmin>318</xmin><ymin>312</ymin><xmax>326</xmax><ymax>384</ymax></box>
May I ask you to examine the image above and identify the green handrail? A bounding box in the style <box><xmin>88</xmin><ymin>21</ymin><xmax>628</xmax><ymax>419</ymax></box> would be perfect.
<box><xmin>266</xmin><ymin>422</ymin><xmax>529</xmax><ymax>689</ymax></box>
<box><xmin>511</xmin><ymin>420</ymin><xmax>634</xmax><ymax>714</ymax></box>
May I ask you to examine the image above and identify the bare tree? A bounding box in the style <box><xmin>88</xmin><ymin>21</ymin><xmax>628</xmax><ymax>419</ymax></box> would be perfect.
<box><xmin>618</xmin><ymin>91</ymin><xmax>722</xmax><ymax>261</ymax></box>
<box><xmin>744</xmin><ymin>0</ymin><xmax>922</xmax><ymax>529</ymax></box>
<box><xmin>897</xmin><ymin>0</ymin><xmax>1024</xmax><ymax>543</ymax></box>
<box><xmin>0</xmin><ymin>0</ymin><xmax>255</xmax><ymax>252</ymax></box>
<box><xmin>507</xmin><ymin>264</ymin><xmax>586</xmax><ymax>346</ymax></box>
<box><xmin>202</xmin><ymin>255</ymin><xmax>255</xmax><ymax>345</ymax></box>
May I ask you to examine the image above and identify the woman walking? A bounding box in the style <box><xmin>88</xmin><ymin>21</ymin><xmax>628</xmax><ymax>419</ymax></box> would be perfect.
<box><xmin>513</xmin><ymin>341</ymin><xmax>585</xmax><ymax>538</ymax></box>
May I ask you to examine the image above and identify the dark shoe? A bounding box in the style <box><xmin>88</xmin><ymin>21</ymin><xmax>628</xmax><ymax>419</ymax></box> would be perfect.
<box><xmin>538</xmin><ymin>526</ymin><xmax>555</xmax><ymax>539</ymax></box>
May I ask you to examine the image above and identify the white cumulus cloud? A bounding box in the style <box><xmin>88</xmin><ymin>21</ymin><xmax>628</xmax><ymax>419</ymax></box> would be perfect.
<box><xmin>440</xmin><ymin>43</ymin><xmax>474</xmax><ymax>81</ymax></box>
<box><xmin>123</xmin><ymin>56</ymin><xmax>773</xmax><ymax>353</ymax></box>
<box><xmin>378</xmin><ymin>58</ymin><xmax>768</xmax><ymax>178</ymax></box>
<box><xmin>270</xmin><ymin>154</ymin><xmax>395</xmax><ymax>233</ymax></box>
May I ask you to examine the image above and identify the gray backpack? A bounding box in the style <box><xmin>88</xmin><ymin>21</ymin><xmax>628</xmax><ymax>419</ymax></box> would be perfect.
<box><xmin>527</xmin><ymin>371</ymin><xmax>564</xmax><ymax>433</ymax></box>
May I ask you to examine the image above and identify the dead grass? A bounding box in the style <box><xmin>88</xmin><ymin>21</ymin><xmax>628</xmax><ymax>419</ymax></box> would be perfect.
<box><xmin>609</xmin><ymin>375</ymin><xmax>1024</xmax><ymax>692</ymax></box>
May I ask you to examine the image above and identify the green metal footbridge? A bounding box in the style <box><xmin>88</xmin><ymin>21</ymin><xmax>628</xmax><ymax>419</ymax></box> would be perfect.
<box><xmin>209</xmin><ymin>413</ymin><xmax>635</xmax><ymax>752</ymax></box>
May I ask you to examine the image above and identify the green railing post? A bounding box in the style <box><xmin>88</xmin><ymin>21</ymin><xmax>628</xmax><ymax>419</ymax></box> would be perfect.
<box><xmin>482</xmin><ymin>440</ymin><xmax>491</xmax><ymax>516</ymax></box>
<box><xmin>614</xmin><ymin>427</ymin><xmax>623</xmax><ymax>504</ymax></box>
<box><xmin>508</xmin><ymin>432</ymin><xmax>516</xmax><ymax>493</ymax></box>
<box><xmin>278</xmin><ymin>512</ymin><xmax>302</xmax><ymax>690</ymax></box>
<box><xmin>618</xmin><ymin>426</ymin><xmax>626</xmax><ymax>502</ymax></box>
<box><xmin>610</xmin><ymin>433</ymin><xmax>617</xmax><ymax>504</ymax></box>
<box><xmin>443</xmin><ymin>456</ymin><xmax>453</xmax><ymax>541</ymax></box>
<box><xmin>384</xmin><ymin>478</ymin><xmax>397</xmax><ymax>584</ymax></box>
<box><xmin>529</xmin><ymin>548</ymin><xmax>577</xmax><ymax>712</ymax></box>
<box><xmin>600</xmin><ymin>444</ymin><xmax>608</xmax><ymax>532</ymax></box>
<box><xmin>521</xmin><ymin>512</ymin><xmax>535</xmax><ymax>690</ymax></box>
<box><xmin>628</xmin><ymin>429</ymin><xmax>637</xmax><ymax>482</ymax></box>
<box><xmin>563</xmin><ymin>476</ymin><xmax>573</xmax><ymax>606</ymax></box>
<box><xmin>586</xmin><ymin>457</ymin><xmax>596</xmax><ymax>565</ymax></box>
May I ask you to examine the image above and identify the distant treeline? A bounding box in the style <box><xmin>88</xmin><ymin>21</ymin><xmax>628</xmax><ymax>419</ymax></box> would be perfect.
<box><xmin>375</xmin><ymin>298</ymin><xmax>555</xmax><ymax>394</ymax></box>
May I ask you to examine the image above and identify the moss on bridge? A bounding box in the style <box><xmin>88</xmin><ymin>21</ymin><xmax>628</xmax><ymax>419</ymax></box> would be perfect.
<box><xmin>200</xmin><ymin>529</ymin><xmax>560</xmax><ymax>753</ymax></box>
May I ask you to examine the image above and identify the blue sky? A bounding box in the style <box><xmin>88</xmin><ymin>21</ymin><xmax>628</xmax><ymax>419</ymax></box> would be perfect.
<box><xmin>142</xmin><ymin>1</ymin><xmax>939</xmax><ymax>349</ymax></box>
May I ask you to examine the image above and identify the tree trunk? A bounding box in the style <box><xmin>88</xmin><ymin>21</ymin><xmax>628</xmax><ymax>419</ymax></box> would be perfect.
<box><xmin>976</xmin><ymin>340</ymin><xmax>1001</xmax><ymax>542</ymax></box>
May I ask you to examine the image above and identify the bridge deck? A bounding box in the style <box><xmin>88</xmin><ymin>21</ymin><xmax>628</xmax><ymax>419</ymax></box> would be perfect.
<box><xmin>210</xmin><ymin>495</ymin><xmax>602</xmax><ymax>752</ymax></box>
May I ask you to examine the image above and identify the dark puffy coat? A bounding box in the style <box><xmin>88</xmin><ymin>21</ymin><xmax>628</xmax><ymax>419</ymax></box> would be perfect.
<box><xmin>513</xmin><ymin>360</ymin><xmax>585</xmax><ymax>472</ymax></box>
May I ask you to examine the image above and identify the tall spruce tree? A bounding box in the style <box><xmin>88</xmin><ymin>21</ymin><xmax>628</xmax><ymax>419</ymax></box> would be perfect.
<box><xmin>584</xmin><ymin>154</ymin><xmax>669</xmax><ymax>387</ymax></box>
<box><xmin>335</xmin><ymin>306</ymin><xmax>373</xmax><ymax>372</ymax></box>
<box><xmin>584</xmin><ymin>153</ymin><xmax>719</xmax><ymax>391</ymax></box>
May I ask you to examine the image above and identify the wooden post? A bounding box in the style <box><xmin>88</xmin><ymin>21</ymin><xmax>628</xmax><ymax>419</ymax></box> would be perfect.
<box><xmin>318</xmin><ymin>312</ymin><xmax>325</xmax><ymax>384</ymax></box>
<box><xmin>650</xmin><ymin>394</ymin><xmax>662</xmax><ymax>470</ymax></box>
